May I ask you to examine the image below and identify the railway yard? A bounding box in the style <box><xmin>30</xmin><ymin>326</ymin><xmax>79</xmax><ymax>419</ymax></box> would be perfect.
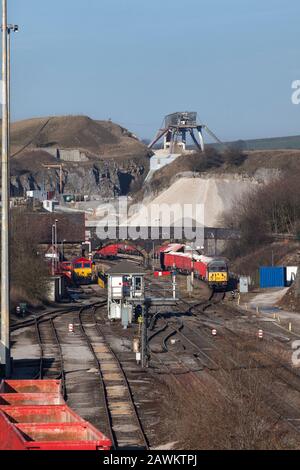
<box><xmin>7</xmin><ymin>257</ymin><xmax>300</xmax><ymax>451</ymax></box>
<box><xmin>1</xmin><ymin>0</ymin><xmax>300</xmax><ymax>459</ymax></box>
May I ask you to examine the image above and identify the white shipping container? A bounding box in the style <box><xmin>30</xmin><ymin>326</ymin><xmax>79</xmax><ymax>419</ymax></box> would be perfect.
<box><xmin>286</xmin><ymin>266</ymin><xmax>298</xmax><ymax>284</ymax></box>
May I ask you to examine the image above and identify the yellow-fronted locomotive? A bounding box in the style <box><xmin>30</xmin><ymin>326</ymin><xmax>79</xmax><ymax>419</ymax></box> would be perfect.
<box><xmin>72</xmin><ymin>257</ymin><xmax>97</xmax><ymax>284</ymax></box>
<box><xmin>206</xmin><ymin>259</ymin><xmax>228</xmax><ymax>290</ymax></box>
<box><xmin>161</xmin><ymin>248</ymin><xmax>229</xmax><ymax>291</ymax></box>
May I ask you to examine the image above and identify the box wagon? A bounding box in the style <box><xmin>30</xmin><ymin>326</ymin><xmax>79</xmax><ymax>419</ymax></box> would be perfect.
<box><xmin>0</xmin><ymin>380</ymin><xmax>111</xmax><ymax>451</ymax></box>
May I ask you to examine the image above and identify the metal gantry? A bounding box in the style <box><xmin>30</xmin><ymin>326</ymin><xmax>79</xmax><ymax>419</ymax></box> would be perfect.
<box><xmin>148</xmin><ymin>111</ymin><xmax>222</xmax><ymax>153</ymax></box>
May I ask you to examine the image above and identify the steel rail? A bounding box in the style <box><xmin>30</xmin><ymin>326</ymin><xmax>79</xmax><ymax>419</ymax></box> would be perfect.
<box><xmin>78</xmin><ymin>306</ymin><xmax>116</xmax><ymax>449</ymax></box>
<box><xmin>93</xmin><ymin>307</ymin><xmax>150</xmax><ymax>450</ymax></box>
<box><xmin>11</xmin><ymin>300</ymin><xmax>107</xmax><ymax>332</ymax></box>
<box><xmin>187</xmin><ymin>296</ymin><xmax>300</xmax><ymax>435</ymax></box>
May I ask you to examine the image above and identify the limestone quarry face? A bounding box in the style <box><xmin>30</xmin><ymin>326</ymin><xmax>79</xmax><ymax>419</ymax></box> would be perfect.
<box><xmin>126</xmin><ymin>175</ymin><xmax>260</xmax><ymax>228</ymax></box>
<box><xmin>10</xmin><ymin>155</ymin><xmax>148</xmax><ymax>198</ymax></box>
<box><xmin>8</xmin><ymin>116</ymin><xmax>151</xmax><ymax>198</ymax></box>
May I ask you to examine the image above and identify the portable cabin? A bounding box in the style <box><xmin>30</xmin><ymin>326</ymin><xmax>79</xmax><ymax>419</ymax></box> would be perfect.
<box><xmin>107</xmin><ymin>261</ymin><xmax>145</xmax><ymax>327</ymax></box>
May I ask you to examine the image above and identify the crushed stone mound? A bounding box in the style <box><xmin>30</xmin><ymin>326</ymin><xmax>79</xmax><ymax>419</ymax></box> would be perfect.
<box><xmin>128</xmin><ymin>176</ymin><xmax>259</xmax><ymax>227</ymax></box>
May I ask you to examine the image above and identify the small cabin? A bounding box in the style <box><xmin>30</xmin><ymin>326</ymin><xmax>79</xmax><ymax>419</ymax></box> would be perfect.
<box><xmin>107</xmin><ymin>261</ymin><xmax>145</xmax><ymax>325</ymax></box>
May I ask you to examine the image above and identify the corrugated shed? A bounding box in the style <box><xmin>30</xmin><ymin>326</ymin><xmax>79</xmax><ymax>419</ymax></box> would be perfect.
<box><xmin>259</xmin><ymin>267</ymin><xmax>286</xmax><ymax>288</ymax></box>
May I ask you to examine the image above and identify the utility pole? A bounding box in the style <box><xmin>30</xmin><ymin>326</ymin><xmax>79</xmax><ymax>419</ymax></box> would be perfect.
<box><xmin>7</xmin><ymin>24</ymin><xmax>18</xmax><ymax>145</ymax></box>
<box><xmin>152</xmin><ymin>241</ymin><xmax>155</xmax><ymax>271</ymax></box>
<box><xmin>141</xmin><ymin>303</ymin><xmax>149</xmax><ymax>369</ymax></box>
<box><xmin>0</xmin><ymin>0</ymin><xmax>11</xmax><ymax>376</ymax></box>
<box><xmin>51</xmin><ymin>224</ymin><xmax>55</xmax><ymax>275</ymax></box>
<box><xmin>54</xmin><ymin>219</ymin><xmax>58</xmax><ymax>272</ymax></box>
<box><xmin>61</xmin><ymin>239</ymin><xmax>66</xmax><ymax>260</ymax></box>
<box><xmin>191</xmin><ymin>243</ymin><xmax>195</xmax><ymax>291</ymax></box>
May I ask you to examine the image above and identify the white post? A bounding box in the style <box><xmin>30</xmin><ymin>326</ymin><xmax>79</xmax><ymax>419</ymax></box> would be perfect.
<box><xmin>0</xmin><ymin>0</ymin><xmax>10</xmax><ymax>376</ymax></box>
<box><xmin>172</xmin><ymin>273</ymin><xmax>176</xmax><ymax>300</ymax></box>
<box><xmin>54</xmin><ymin>219</ymin><xmax>58</xmax><ymax>271</ymax></box>
<box><xmin>51</xmin><ymin>224</ymin><xmax>55</xmax><ymax>275</ymax></box>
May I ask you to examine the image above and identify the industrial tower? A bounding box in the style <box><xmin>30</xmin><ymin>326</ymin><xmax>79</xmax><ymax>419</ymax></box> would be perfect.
<box><xmin>148</xmin><ymin>112</ymin><xmax>222</xmax><ymax>153</ymax></box>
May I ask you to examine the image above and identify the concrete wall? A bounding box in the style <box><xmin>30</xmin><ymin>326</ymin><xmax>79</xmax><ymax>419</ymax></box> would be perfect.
<box><xmin>45</xmin><ymin>276</ymin><xmax>66</xmax><ymax>302</ymax></box>
<box><xmin>36</xmin><ymin>147</ymin><xmax>89</xmax><ymax>162</ymax></box>
<box><xmin>58</xmin><ymin>149</ymin><xmax>89</xmax><ymax>162</ymax></box>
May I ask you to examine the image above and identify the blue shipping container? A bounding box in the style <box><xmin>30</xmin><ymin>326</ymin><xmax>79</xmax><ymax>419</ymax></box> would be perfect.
<box><xmin>259</xmin><ymin>266</ymin><xmax>286</xmax><ymax>289</ymax></box>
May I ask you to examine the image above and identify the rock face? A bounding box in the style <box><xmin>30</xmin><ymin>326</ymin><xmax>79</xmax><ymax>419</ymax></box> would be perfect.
<box><xmin>8</xmin><ymin>116</ymin><xmax>151</xmax><ymax>198</ymax></box>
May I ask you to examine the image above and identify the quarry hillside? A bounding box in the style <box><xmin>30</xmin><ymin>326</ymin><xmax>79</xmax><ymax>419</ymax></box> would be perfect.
<box><xmin>129</xmin><ymin>149</ymin><xmax>300</xmax><ymax>228</ymax></box>
<box><xmin>5</xmin><ymin>116</ymin><xmax>300</xmax><ymax>213</ymax></box>
<box><xmin>7</xmin><ymin>115</ymin><xmax>151</xmax><ymax>198</ymax></box>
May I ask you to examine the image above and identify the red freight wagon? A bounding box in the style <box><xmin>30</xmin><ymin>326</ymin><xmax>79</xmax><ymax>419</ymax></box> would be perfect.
<box><xmin>117</xmin><ymin>243</ymin><xmax>137</xmax><ymax>254</ymax></box>
<box><xmin>194</xmin><ymin>260</ymin><xmax>208</xmax><ymax>279</ymax></box>
<box><xmin>0</xmin><ymin>380</ymin><xmax>112</xmax><ymax>451</ymax></box>
<box><xmin>0</xmin><ymin>380</ymin><xmax>61</xmax><ymax>394</ymax></box>
<box><xmin>97</xmin><ymin>245</ymin><xmax>118</xmax><ymax>257</ymax></box>
<box><xmin>0</xmin><ymin>421</ymin><xmax>111</xmax><ymax>451</ymax></box>
<box><xmin>0</xmin><ymin>393</ymin><xmax>64</xmax><ymax>406</ymax></box>
<box><xmin>0</xmin><ymin>405</ymin><xmax>83</xmax><ymax>424</ymax></box>
<box><xmin>174</xmin><ymin>254</ymin><xmax>192</xmax><ymax>272</ymax></box>
<box><xmin>164</xmin><ymin>253</ymin><xmax>192</xmax><ymax>273</ymax></box>
<box><xmin>163</xmin><ymin>253</ymin><xmax>176</xmax><ymax>269</ymax></box>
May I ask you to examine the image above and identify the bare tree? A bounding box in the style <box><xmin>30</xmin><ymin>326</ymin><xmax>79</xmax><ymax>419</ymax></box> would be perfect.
<box><xmin>222</xmin><ymin>173</ymin><xmax>300</xmax><ymax>259</ymax></box>
<box><xmin>10</xmin><ymin>207</ymin><xmax>48</xmax><ymax>306</ymax></box>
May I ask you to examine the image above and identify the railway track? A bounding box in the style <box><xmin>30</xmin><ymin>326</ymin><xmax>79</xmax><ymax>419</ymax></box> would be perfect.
<box><xmin>11</xmin><ymin>300</ymin><xmax>106</xmax><ymax>332</ymax></box>
<box><xmin>147</xmin><ymin>309</ymin><xmax>231</xmax><ymax>408</ymax></box>
<box><xmin>31</xmin><ymin>303</ymin><xmax>106</xmax><ymax>396</ymax></box>
<box><xmin>182</xmin><ymin>296</ymin><xmax>300</xmax><ymax>435</ymax></box>
<box><xmin>147</xmin><ymin>290</ymin><xmax>300</xmax><ymax>437</ymax></box>
<box><xmin>78</xmin><ymin>306</ymin><xmax>149</xmax><ymax>450</ymax></box>
<box><xmin>12</xmin><ymin>267</ymin><xmax>300</xmax><ymax>445</ymax></box>
<box><xmin>11</xmin><ymin>299</ymin><xmax>149</xmax><ymax>449</ymax></box>
<box><xmin>190</xmin><ymin>298</ymin><xmax>300</xmax><ymax>384</ymax></box>
<box><xmin>35</xmin><ymin>318</ymin><xmax>66</xmax><ymax>394</ymax></box>
<box><xmin>11</xmin><ymin>301</ymin><xmax>105</xmax><ymax>378</ymax></box>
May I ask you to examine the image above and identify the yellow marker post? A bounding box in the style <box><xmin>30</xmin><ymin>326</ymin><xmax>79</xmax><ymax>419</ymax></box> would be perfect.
<box><xmin>138</xmin><ymin>315</ymin><xmax>143</xmax><ymax>336</ymax></box>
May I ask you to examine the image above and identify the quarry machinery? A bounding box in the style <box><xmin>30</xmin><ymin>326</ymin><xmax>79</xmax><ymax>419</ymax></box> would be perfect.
<box><xmin>148</xmin><ymin>111</ymin><xmax>222</xmax><ymax>153</ymax></box>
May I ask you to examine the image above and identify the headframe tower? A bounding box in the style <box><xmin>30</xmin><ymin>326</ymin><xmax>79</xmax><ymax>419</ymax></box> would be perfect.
<box><xmin>148</xmin><ymin>112</ymin><xmax>222</xmax><ymax>153</ymax></box>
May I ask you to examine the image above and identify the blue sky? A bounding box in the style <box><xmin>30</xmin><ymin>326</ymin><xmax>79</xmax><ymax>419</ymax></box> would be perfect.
<box><xmin>8</xmin><ymin>0</ymin><xmax>300</xmax><ymax>141</ymax></box>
